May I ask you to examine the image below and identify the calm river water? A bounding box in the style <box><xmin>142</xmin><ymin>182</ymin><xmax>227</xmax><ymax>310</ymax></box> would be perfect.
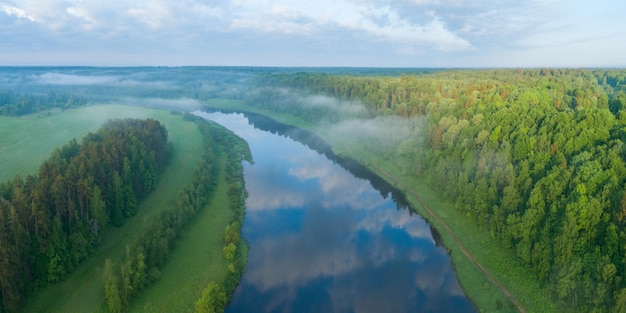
<box><xmin>198</xmin><ymin>111</ymin><xmax>476</xmax><ymax>313</ymax></box>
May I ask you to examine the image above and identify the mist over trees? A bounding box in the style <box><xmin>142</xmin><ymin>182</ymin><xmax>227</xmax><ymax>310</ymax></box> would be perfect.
<box><xmin>251</xmin><ymin>69</ymin><xmax>626</xmax><ymax>313</ymax></box>
<box><xmin>0</xmin><ymin>90</ymin><xmax>87</xmax><ymax>115</ymax></box>
<box><xmin>0</xmin><ymin>119</ymin><xmax>170</xmax><ymax>313</ymax></box>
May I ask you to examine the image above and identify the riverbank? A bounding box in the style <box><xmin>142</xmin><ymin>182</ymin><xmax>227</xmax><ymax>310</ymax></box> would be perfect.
<box><xmin>129</xmin><ymin>116</ymin><xmax>251</xmax><ymax>312</ymax></box>
<box><xmin>204</xmin><ymin>99</ymin><xmax>556</xmax><ymax>313</ymax></box>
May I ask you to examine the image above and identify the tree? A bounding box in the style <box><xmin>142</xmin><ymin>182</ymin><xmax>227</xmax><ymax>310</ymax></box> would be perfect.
<box><xmin>103</xmin><ymin>259</ymin><xmax>123</xmax><ymax>313</ymax></box>
<box><xmin>194</xmin><ymin>281</ymin><xmax>227</xmax><ymax>313</ymax></box>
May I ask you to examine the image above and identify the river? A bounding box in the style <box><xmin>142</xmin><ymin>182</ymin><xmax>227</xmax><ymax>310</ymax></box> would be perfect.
<box><xmin>198</xmin><ymin>111</ymin><xmax>476</xmax><ymax>313</ymax></box>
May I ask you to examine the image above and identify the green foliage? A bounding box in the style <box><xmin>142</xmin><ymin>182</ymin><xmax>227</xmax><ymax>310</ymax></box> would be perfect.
<box><xmin>0</xmin><ymin>90</ymin><xmax>87</xmax><ymax>116</ymax></box>
<box><xmin>0</xmin><ymin>118</ymin><xmax>170</xmax><ymax>313</ymax></box>
<box><xmin>251</xmin><ymin>69</ymin><xmax>626</xmax><ymax>313</ymax></box>
<box><xmin>103</xmin><ymin>116</ymin><xmax>251</xmax><ymax>312</ymax></box>
<box><xmin>194</xmin><ymin>281</ymin><xmax>227</xmax><ymax>313</ymax></box>
<box><xmin>14</xmin><ymin>108</ymin><xmax>202</xmax><ymax>313</ymax></box>
<box><xmin>103</xmin><ymin>259</ymin><xmax>123</xmax><ymax>313</ymax></box>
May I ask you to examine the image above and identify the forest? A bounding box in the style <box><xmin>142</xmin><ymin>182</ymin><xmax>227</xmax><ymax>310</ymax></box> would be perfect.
<box><xmin>246</xmin><ymin>69</ymin><xmax>626</xmax><ymax>313</ymax></box>
<box><xmin>101</xmin><ymin>115</ymin><xmax>252</xmax><ymax>313</ymax></box>
<box><xmin>0</xmin><ymin>90</ymin><xmax>87</xmax><ymax>116</ymax></box>
<box><xmin>0</xmin><ymin>118</ymin><xmax>170</xmax><ymax>313</ymax></box>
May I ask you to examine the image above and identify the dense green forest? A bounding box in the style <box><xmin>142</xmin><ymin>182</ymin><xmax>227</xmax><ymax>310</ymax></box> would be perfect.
<box><xmin>0</xmin><ymin>119</ymin><xmax>170</xmax><ymax>313</ymax></box>
<box><xmin>0</xmin><ymin>90</ymin><xmax>87</xmax><ymax>116</ymax></box>
<box><xmin>249</xmin><ymin>69</ymin><xmax>626</xmax><ymax>313</ymax></box>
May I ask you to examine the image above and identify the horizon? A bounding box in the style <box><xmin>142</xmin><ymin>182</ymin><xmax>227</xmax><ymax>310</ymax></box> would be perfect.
<box><xmin>1</xmin><ymin>65</ymin><xmax>626</xmax><ymax>70</ymax></box>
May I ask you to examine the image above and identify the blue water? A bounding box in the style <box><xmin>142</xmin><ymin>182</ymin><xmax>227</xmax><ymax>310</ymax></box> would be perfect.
<box><xmin>199</xmin><ymin>112</ymin><xmax>476</xmax><ymax>313</ymax></box>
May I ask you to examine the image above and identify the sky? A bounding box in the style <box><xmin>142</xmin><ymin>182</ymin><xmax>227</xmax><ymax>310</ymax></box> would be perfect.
<box><xmin>1</xmin><ymin>0</ymin><xmax>625</xmax><ymax>67</ymax></box>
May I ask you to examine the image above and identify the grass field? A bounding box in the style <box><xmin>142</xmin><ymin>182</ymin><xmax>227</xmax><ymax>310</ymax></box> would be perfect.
<box><xmin>129</xmin><ymin>160</ymin><xmax>233</xmax><ymax>312</ymax></box>
<box><xmin>204</xmin><ymin>100</ymin><xmax>556</xmax><ymax>313</ymax></box>
<box><xmin>18</xmin><ymin>105</ymin><xmax>206</xmax><ymax>313</ymax></box>
<box><xmin>0</xmin><ymin>105</ymin><xmax>181</xmax><ymax>182</ymax></box>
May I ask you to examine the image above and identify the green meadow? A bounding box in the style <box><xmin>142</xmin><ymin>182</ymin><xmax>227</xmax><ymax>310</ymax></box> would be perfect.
<box><xmin>129</xmin><ymin>160</ymin><xmax>233</xmax><ymax>313</ymax></box>
<box><xmin>3</xmin><ymin>105</ymin><xmax>235</xmax><ymax>312</ymax></box>
<box><xmin>0</xmin><ymin>105</ymin><xmax>180</xmax><ymax>182</ymax></box>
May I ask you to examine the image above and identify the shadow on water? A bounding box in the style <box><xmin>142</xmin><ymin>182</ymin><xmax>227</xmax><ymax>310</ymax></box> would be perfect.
<box><xmin>204</xmin><ymin>108</ymin><xmax>411</xmax><ymax>207</ymax></box>
<box><xmin>205</xmin><ymin>108</ymin><xmax>447</xmax><ymax>248</ymax></box>
<box><xmin>202</xmin><ymin>108</ymin><xmax>471</xmax><ymax>312</ymax></box>
<box><xmin>205</xmin><ymin>107</ymin><xmax>448</xmax><ymax>249</ymax></box>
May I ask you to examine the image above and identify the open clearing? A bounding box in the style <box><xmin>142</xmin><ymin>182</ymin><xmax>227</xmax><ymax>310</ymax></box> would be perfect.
<box><xmin>0</xmin><ymin>105</ymin><xmax>181</xmax><ymax>182</ymax></box>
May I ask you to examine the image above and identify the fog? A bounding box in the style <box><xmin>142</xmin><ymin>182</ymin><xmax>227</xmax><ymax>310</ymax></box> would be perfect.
<box><xmin>35</xmin><ymin>73</ymin><xmax>121</xmax><ymax>85</ymax></box>
<box><xmin>271</xmin><ymin>87</ymin><xmax>368</xmax><ymax>116</ymax></box>
<box><xmin>0</xmin><ymin>67</ymin><xmax>255</xmax><ymax>105</ymax></box>
<box><xmin>0</xmin><ymin>66</ymin><xmax>427</xmax><ymax>169</ymax></box>
<box><xmin>324</xmin><ymin>115</ymin><xmax>423</xmax><ymax>145</ymax></box>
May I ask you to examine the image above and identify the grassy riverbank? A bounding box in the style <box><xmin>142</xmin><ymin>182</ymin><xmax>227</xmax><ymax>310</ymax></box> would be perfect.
<box><xmin>204</xmin><ymin>99</ymin><xmax>556</xmax><ymax>313</ymax></box>
<box><xmin>8</xmin><ymin>105</ymin><xmax>250</xmax><ymax>313</ymax></box>
<box><xmin>129</xmin><ymin>117</ymin><xmax>251</xmax><ymax>313</ymax></box>
<box><xmin>129</xmin><ymin>160</ymin><xmax>232</xmax><ymax>312</ymax></box>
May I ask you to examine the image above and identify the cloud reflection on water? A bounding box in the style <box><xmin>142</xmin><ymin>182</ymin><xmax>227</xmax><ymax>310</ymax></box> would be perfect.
<box><xmin>199</xmin><ymin>112</ymin><xmax>474</xmax><ymax>313</ymax></box>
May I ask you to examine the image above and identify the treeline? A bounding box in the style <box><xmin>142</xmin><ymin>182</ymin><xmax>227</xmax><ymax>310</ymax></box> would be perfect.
<box><xmin>255</xmin><ymin>69</ymin><xmax>626</xmax><ymax>312</ymax></box>
<box><xmin>0</xmin><ymin>119</ymin><xmax>170</xmax><ymax>313</ymax></box>
<box><xmin>0</xmin><ymin>90</ymin><xmax>87</xmax><ymax>116</ymax></box>
<box><xmin>194</xmin><ymin>117</ymin><xmax>251</xmax><ymax>313</ymax></box>
<box><xmin>102</xmin><ymin>115</ymin><xmax>251</xmax><ymax>313</ymax></box>
<box><xmin>257</xmin><ymin>69</ymin><xmax>626</xmax><ymax>118</ymax></box>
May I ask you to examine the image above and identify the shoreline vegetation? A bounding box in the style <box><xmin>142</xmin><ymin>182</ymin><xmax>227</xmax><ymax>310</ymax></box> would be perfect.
<box><xmin>203</xmin><ymin>99</ymin><xmax>546</xmax><ymax>313</ymax></box>
<box><xmin>213</xmin><ymin>68</ymin><xmax>626</xmax><ymax>313</ymax></box>
<box><xmin>103</xmin><ymin>114</ymin><xmax>251</xmax><ymax>313</ymax></box>
<box><xmin>0</xmin><ymin>106</ymin><xmax>251</xmax><ymax>313</ymax></box>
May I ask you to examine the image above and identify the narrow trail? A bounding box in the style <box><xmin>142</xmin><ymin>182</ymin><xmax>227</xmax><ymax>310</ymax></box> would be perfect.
<box><xmin>343</xmin><ymin>146</ymin><xmax>526</xmax><ymax>313</ymax></box>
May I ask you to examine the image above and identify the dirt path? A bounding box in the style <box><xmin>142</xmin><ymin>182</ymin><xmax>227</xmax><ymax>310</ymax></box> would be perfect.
<box><xmin>346</xmin><ymin>147</ymin><xmax>526</xmax><ymax>313</ymax></box>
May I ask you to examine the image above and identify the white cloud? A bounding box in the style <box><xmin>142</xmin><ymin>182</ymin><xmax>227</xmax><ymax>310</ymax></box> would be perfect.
<box><xmin>1</xmin><ymin>3</ymin><xmax>33</xmax><ymax>21</ymax></box>
<box><xmin>127</xmin><ymin>1</ymin><xmax>172</xmax><ymax>29</ymax></box>
<box><xmin>228</xmin><ymin>0</ymin><xmax>471</xmax><ymax>51</ymax></box>
<box><xmin>1</xmin><ymin>0</ymin><xmax>624</xmax><ymax>66</ymax></box>
<box><xmin>66</xmin><ymin>6</ymin><xmax>95</xmax><ymax>29</ymax></box>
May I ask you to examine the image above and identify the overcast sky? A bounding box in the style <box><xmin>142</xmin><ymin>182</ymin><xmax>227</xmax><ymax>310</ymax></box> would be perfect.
<box><xmin>1</xmin><ymin>0</ymin><xmax>625</xmax><ymax>67</ymax></box>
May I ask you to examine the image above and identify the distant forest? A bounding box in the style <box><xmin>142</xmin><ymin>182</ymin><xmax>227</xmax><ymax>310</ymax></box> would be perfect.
<box><xmin>0</xmin><ymin>119</ymin><xmax>170</xmax><ymax>312</ymax></box>
<box><xmin>250</xmin><ymin>69</ymin><xmax>626</xmax><ymax>313</ymax></box>
<box><xmin>0</xmin><ymin>90</ymin><xmax>87</xmax><ymax>116</ymax></box>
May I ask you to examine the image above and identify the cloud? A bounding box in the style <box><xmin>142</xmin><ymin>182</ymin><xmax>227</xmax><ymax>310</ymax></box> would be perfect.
<box><xmin>240</xmin><ymin>204</ymin><xmax>465</xmax><ymax>311</ymax></box>
<box><xmin>357</xmin><ymin>208</ymin><xmax>434</xmax><ymax>241</ymax></box>
<box><xmin>1</xmin><ymin>3</ymin><xmax>33</xmax><ymax>21</ymax></box>
<box><xmin>229</xmin><ymin>0</ymin><xmax>471</xmax><ymax>51</ymax></box>
<box><xmin>0</xmin><ymin>0</ymin><xmax>472</xmax><ymax>63</ymax></box>
<box><xmin>1</xmin><ymin>0</ymin><xmax>624</xmax><ymax>66</ymax></box>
